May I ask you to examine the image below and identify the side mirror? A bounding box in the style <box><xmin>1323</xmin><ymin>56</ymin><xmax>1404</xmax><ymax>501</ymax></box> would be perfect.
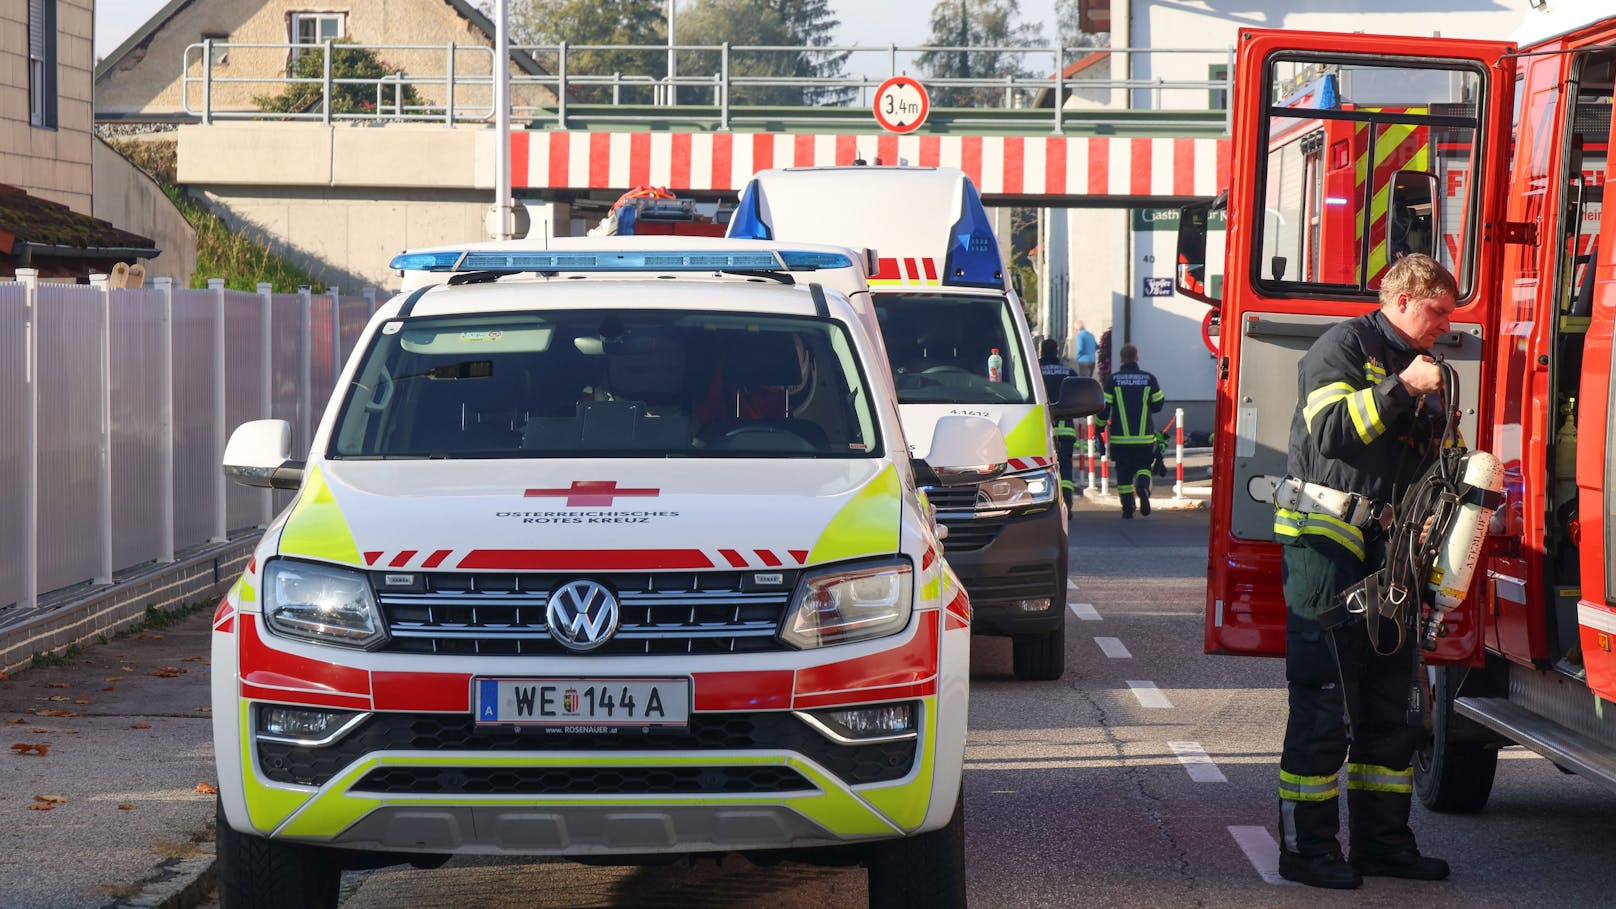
<box><xmin>1389</xmin><ymin>170</ymin><xmax>1440</xmax><ymax>260</ymax></box>
<box><xmin>223</xmin><ymin>419</ymin><xmax>305</xmax><ymax>490</ymax></box>
<box><xmin>918</xmin><ymin>415</ymin><xmax>1008</xmax><ymax>487</ymax></box>
<box><xmin>1175</xmin><ymin>196</ymin><xmax>1224</xmax><ymax>305</ymax></box>
<box><xmin>1051</xmin><ymin>375</ymin><xmax>1106</xmax><ymax>421</ymax></box>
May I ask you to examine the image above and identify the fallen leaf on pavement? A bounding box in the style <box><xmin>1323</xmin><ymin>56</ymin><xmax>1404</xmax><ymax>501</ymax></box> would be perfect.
<box><xmin>33</xmin><ymin>710</ymin><xmax>78</xmax><ymax>718</ymax></box>
<box><xmin>40</xmin><ymin>695</ymin><xmax>69</xmax><ymax>701</ymax></box>
<box><xmin>194</xmin><ymin>706</ymin><xmax>211</xmax><ymax>713</ymax></box>
<box><xmin>28</xmin><ymin>802</ymin><xmax>54</xmax><ymax>811</ymax></box>
<box><xmin>101</xmin><ymin>685</ymin><xmax>116</xmax><ymax>692</ymax></box>
<box><xmin>181</xmin><ymin>656</ymin><xmax>209</xmax><ymax>663</ymax></box>
<box><xmin>47</xmin><ymin>682</ymin><xmax>68</xmax><ymax>689</ymax></box>
<box><xmin>118</xmin><ymin>804</ymin><xmax>136</xmax><ymax>810</ymax></box>
<box><xmin>72</xmin><ymin>698</ymin><xmax>89</xmax><ymax>705</ymax></box>
<box><xmin>119</xmin><ymin>666</ymin><xmax>134</xmax><ymax>673</ymax></box>
<box><xmin>130</xmin><ymin>723</ymin><xmax>152</xmax><ymax>730</ymax></box>
<box><xmin>36</xmin><ymin>794</ymin><xmax>67</xmax><ymax>803</ymax></box>
<box><xmin>194</xmin><ymin>782</ymin><xmax>218</xmax><ymax>795</ymax></box>
<box><xmin>6</xmin><ymin>718</ymin><xmax>28</xmax><ymax>725</ymax></box>
<box><xmin>0</xmin><ymin>671</ymin><xmax>9</xmax><ymax>681</ymax></box>
<box><xmin>104</xmin><ymin>677</ymin><xmax>123</xmax><ymax>682</ymax></box>
<box><xmin>11</xmin><ymin>743</ymin><xmax>50</xmax><ymax>756</ymax></box>
<box><xmin>147</xmin><ymin>667</ymin><xmax>188</xmax><ymax>678</ymax></box>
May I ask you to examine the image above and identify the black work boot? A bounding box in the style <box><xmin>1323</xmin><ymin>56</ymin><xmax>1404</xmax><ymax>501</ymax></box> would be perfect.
<box><xmin>1137</xmin><ymin>476</ymin><xmax>1152</xmax><ymax>515</ymax></box>
<box><xmin>1351</xmin><ymin>850</ymin><xmax>1451</xmax><ymax>881</ymax></box>
<box><xmin>1279</xmin><ymin>851</ymin><xmax>1363</xmax><ymax>889</ymax></box>
<box><xmin>1120</xmin><ymin>492</ymin><xmax>1135</xmax><ymax>519</ymax></box>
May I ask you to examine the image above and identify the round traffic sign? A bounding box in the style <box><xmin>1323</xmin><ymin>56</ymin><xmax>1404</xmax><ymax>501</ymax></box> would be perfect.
<box><xmin>873</xmin><ymin>77</ymin><xmax>929</xmax><ymax>134</ymax></box>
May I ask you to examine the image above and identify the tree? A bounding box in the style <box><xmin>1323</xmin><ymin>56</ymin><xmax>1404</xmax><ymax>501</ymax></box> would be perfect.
<box><xmin>1053</xmin><ymin>0</ymin><xmax>1108</xmax><ymax>50</ymax></box>
<box><xmin>676</xmin><ymin>0</ymin><xmax>797</xmax><ymax>106</ymax></box>
<box><xmin>508</xmin><ymin>0</ymin><xmax>667</xmax><ymax>103</ymax></box>
<box><xmin>760</xmin><ymin>0</ymin><xmax>852</xmax><ymax>105</ymax></box>
<box><xmin>915</xmin><ymin>0</ymin><xmax>1045</xmax><ymax>108</ymax></box>
<box><xmin>254</xmin><ymin>41</ymin><xmax>426</xmax><ymax>116</ymax></box>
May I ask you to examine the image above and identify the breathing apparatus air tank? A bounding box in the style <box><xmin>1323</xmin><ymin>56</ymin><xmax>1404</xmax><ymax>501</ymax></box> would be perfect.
<box><xmin>1423</xmin><ymin>450</ymin><xmax>1504</xmax><ymax>648</ymax></box>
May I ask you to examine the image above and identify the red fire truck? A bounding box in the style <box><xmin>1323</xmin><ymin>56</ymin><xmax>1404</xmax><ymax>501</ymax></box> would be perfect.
<box><xmin>1177</xmin><ymin>3</ymin><xmax>1616</xmax><ymax>810</ymax></box>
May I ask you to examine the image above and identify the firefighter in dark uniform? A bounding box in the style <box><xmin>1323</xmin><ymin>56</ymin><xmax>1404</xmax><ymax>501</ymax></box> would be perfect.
<box><xmin>1274</xmin><ymin>253</ymin><xmax>1455</xmax><ymax>889</ymax></box>
<box><xmin>1101</xmin><ymin>343</ymin><xmax>1164</xmax><ymax>519</ymax></box>
<box><xmin>1038</xmin><ymin>338</ymin><xmax>1080</xmax><ymax>508</ymax></box>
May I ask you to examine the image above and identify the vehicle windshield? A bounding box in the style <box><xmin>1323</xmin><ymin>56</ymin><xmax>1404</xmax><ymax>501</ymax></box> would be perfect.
<box><xmin>872</xmin><ymin>292</ymin><xmax>1034</xmax><ymax>405</ymax></box>
<box><xmin>329</xmin><ymin>309</ymin><xmax>881</xmax><ymax>459</ymax></box>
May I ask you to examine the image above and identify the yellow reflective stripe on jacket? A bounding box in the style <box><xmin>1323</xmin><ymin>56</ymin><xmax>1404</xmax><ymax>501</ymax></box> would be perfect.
<box><xmin>1344</xmin><ymin>387</ymin><xmax>1387</xmax><ymax>445</ymax></box>
<box><xmin>1346</xmin><ymin>763</ymin><xmax>1413</xmax><ymax>793</ymax></box>
<box><xmin>1302</xmin><ymin>382</ymin><xmax>1354</xmax><ymax>432</ymax></box>
<box><xmin>1364</xmin><ymin>362</ymin><xmax>1388</xmax><ymax>384</ymax></box>
<box><xmin>1274</xmin><ymin>507</ymin><xmax>1366</xmax><ymax>560</ymax></box>
<box><xmin>1149</xmin><ymin>389</ymin><xmax>1165</xmax><ymax>403</ymax></box>
<box><xmin>1279</xmin><ymin>769</ymin><xmax>1340</xmax><ymax>802</ymax></box>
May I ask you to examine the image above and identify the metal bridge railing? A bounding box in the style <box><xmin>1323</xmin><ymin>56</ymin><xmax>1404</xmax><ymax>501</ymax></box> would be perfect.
<box><xmin>181</xmin><ymin>40</ymin><xmax>1234</xmax><ymax>133</ymax></box>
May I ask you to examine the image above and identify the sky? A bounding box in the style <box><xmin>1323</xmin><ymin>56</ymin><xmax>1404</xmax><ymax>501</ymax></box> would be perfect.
<box><xmin>95</xmin><ymin>1</ymin><xmax>1067</xmax><ymax>64</ymax></box>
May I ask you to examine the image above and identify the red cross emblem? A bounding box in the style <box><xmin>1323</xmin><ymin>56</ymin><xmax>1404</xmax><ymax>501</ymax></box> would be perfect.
<box><xmin>524</xmin><ymin>480</ymin><xmax>661</xmax><ymax>507</ymax></box>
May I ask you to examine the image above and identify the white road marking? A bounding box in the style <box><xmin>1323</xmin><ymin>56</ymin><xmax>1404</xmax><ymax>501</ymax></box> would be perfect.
<box><xmin>1126</xmin><ymin>680</ymin><xmax>1173</xmax><ymax>709</ymax></box>
<box><xmin>1094</xmin><ymin>636</ymin><xmax>1132</xmax><ymax>659</ymax></box>
<box><xmin>1167</xmin><ymin>741</ymin><xmax>1227</xmax><ymax>782</ymax></box>
<box><xmin>1070</xmin><ymin>602</ymin><xmax>1101</xmax><ymax>621</ymax></box>
<box><xmin>1228</xmin><ymin>826</ymin><xmax>1288</xmax><ymax>885</ymax></box>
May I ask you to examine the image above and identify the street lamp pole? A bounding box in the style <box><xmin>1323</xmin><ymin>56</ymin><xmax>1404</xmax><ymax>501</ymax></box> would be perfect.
<box><xmin>667</xmin><ymin>0</ymin><xmax>678</xmax><ymax>106</ymax></box>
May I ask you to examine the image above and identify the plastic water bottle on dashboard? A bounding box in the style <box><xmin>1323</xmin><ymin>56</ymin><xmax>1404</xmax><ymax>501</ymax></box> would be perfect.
<box><xmin>987</xmin><ymin>348</ymin><xmax>1003</xmax><ymax>382</ymax></box>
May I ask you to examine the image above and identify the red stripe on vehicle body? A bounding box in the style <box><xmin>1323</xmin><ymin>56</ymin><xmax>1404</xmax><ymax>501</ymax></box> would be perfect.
<box><xmin>371</xmin><ymin>672</ymin><xmax>472</xmax><ymax>712</ymax></box>
<box><xmin>791</xmin><ymin>679</ymin><xmax>938</xmax><ymax>710</ymax></box>
<box><xmin>238</xmin><ymin>615</ymin><xmax>371</xmax><ymax>697</ymax></box>
<box><xmin>456</xmin><ymin>550</ymin><xmax>717</xmax><ymax>570</ymax></box>
<box><xmin>793</xmin><ymin>611</ymin><xmax>939</xmax><ymax>698</ymax></box>
<box><xmin>904</xmin><ymin>258</ymin><xmax>920</xmax><ymax>281</ymax></box>
<box><xmin>241</xmin><ymin>684</ymin><xmax>372</xmax><ymax>711</ymax></box>
<box><xmin>921</xmin><ymin>259</ymin><xmax>938</xmax><ymax>281</ymax></box>
<box><xmin>364</xmin><ymin>551</ymin><xmax>383</xmax><ymax>566</ymax></box>
<box><xmin>921</xmin><ymin>549</ymin><xmax>936</xmax><ymax>571</ymax></box>
<box><xmin>389</xmin><ymin>550</ymin><xmax>417</xmax><ymax>568</ymax></box>
<box><xmin>788</xmin><ymin>549</ymin><xmax>808</xmax><ymax>565</ymax></box>
<box><xmin>719</xmin><ymin>549</ymin><xmax>749</xmax><ymax>568</ymax></box>
<box><xmin>754</xmin><ymin>549</ymin><xmax>782</xmax><ymax>568</ymax></box>
<box><xmin>214</xmin><ymin>597</ymin><xmax>234</xmax><ymax>628</ymax></box>
<box><xmin>421</xmin><ymin>549</ymin><xmax>452</xmax><ymax>569</ymax></box>
<box><xmin>693</xmin><ymin>670</ymin><xmax>795</xmax><ymax>711</ymax></box>
<box><xmin>944</xmin><ymin>614</ymin><xmax>968</xmax><ymax>631</ymax></box>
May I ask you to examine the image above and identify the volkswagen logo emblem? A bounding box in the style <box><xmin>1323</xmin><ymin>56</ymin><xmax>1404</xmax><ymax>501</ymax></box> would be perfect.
<box><xmin>546</xmin><ymin>580</ymin><xmax>620</xmax><ymax>652</ymax></box>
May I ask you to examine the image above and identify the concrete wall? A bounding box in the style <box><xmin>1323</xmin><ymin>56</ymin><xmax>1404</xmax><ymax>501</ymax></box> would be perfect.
<box><xmin>92</xmin><ymin>138</ymin><xmax>197</xmax><ymax>284</ymax></box>
<box><xmin>1</xmin><ymin>0</ymin><xmax>94</xmax><ymax>213</ymax></box>
<box><xmin>97</xmin><ymin>0</ymin><xmax>552</xmax><ymax>120</ymax></box>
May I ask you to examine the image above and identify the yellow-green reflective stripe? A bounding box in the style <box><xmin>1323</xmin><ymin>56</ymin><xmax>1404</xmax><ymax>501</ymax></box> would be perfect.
<box><xmin>1345</xmin><ymin>388</ymin><xmax>1384</xmax><ymax>444</ymax></box>
<box><xmin>1003</xmin><ymin>406</ymin><xmax>1051</xmax><ymax>460</ymax></box>
<box><xmin>1303</xmin><ymin>382</ymin><xmax>1354</xmax><ymax>431</ymax></box>
<box><xmin>239</xmin><ymin>705</ymin><xmax>315</xmax><ymax>831</ymax></box>
<box><xmin>1111</xmin><ymin>434</ymin><xmax>1154</xmax><ymax>444</ymax></box>
<box><xmin>1279</xmin><ymin>770</ymin><xmax>1340</xmax><ymax>801</ymax></box>
<box><xmin>1273</xmin><ymin>508</ymin><xmax>1365</xmax><ymax>559</ymax></box>
<box><xmin>856</xmin><ymin>696</ymin><xmax>938</xmax><ymax>831</ymax></box>
<box><xmin>807</xmin><ymin>464</ymin><xmax>901</xmax><ymax>565</ymax></box>
<box><xmin>237</xmin><ymin>577</ymin><xmax>256</xmax><ymax>603</ymax></box>
<box><xmin>1346</xmin><ymin>763</ymin><xmax>1413</xmax><ymax>793</ymax></box>
<box><xmin>1060</xmin><ymin>479</ymin><xmax>1076</xmax><ymax>491</ymax></box>
<box><xmin>1358</xmin><ymin>388</ymin><xmax>1386</xmax><ymax>437</ymax></box>
<box><xmin>921</xmin><ymin>576</ymin><xmax>942</xmax><ymax>600</ymax></box>
<box><xmin>1150</xmin><ymin>390</ymin><xmax>1165</xmax><ymax>403</ymax></box>
<box><xmin>1118</xmin><ymin>483</ymin><xmax>1134</xmax><ymax>493</ymax></box>
<box><xmin>277</xmin><ymin>465</ymin><xmax>363</xmax><ymax>566</ymax></box>
<box><xmin>272</xmin><ymin>751</ymin><xmax>904</xmax><ymax>840</ymax></box>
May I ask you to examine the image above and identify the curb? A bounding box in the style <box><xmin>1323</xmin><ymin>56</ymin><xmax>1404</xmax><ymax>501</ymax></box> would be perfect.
<box><xmin>115</xmin><ymin>843</ymin><xmax>217</xmax><ymax>909</ymax></box>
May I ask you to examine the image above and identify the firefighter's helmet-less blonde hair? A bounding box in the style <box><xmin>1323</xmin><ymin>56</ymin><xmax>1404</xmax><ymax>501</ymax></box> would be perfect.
<box><xmin>1379</xmin><ymin>253</ymin><xmax>1458</xmax><ymax>308</ymax></box>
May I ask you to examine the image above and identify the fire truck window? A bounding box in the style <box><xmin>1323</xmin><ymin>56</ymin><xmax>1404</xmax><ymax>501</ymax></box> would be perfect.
<box><xmin>1258</xmin><ymin>58</ymin><xmax>1484</xmax><ymax>299</ymax></box>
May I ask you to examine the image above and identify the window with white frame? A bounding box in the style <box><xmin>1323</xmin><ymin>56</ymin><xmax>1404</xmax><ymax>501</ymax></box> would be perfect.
<box><xmin>28</xmin><ymin>0</ymin><xmax>57</xmax><ymax>128</ymax></box>
<box><xmin>291</xmin><ymin>11</ymin><xmax>346</xmax><ymax>48</ymax></box>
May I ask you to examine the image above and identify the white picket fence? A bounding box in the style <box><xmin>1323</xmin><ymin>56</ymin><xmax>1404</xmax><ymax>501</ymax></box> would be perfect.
<box><xmin>0</xmin><ymin>270</ymin><xmax>379</xmax><ymax>624</ymax></box>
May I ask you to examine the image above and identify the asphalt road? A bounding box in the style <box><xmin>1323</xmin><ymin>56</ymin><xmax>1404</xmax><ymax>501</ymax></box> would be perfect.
<box><xmin>322</xmin><ymin>501</ymin><xmax>1616</xmax><ymax>909</ymax></box>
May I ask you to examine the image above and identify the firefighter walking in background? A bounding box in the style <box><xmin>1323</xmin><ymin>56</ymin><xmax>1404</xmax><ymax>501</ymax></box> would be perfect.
<box><xmin>1038</xmin><ymin>338</ymin><xmax>1079</xmax><ymax>508</ymax></box>
<box><xmin>1101</xmin><ymin>344</ymin><xmax>1164</xmax><ymax>519</ymax></box>
<box><xmin>1274</xmin><ymin>254</ymin><xmax>1455</xmax><ymax>889</ymax></box>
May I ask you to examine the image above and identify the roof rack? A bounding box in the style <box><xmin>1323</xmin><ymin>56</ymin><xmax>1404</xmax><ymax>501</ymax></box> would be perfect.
<box><xmin>389</xmin><ymin>248</ymin><xmax>853</xmax><ymax>275</ymax></box>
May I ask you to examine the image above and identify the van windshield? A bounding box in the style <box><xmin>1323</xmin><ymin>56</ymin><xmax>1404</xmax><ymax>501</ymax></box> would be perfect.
<box><xmin>329</xmin><ymin>310</ymin><xmax>881</xmax><ymax>459</ymax></box>
<box><xmin>872</xmin><ymin>292</ymin><xmax>1034</xmax><ymax>405</ymax></box>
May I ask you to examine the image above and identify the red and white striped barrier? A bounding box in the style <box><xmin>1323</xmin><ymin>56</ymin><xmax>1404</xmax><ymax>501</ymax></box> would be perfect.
<box><xmin>511</xmin><ymin>131</ymin><xmax>1230</xmax><ymax>198</ymax></box>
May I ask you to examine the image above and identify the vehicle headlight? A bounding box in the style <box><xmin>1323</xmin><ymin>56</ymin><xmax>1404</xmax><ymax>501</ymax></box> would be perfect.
<box><xmin>977</xmin><ymin>466</ymin><xmax>1058</xmax><ymax>513</ymax></box>
<box><xmin>263</xmin><ymin>560</ymin><xmax>386</xmax><ymax>649</ymax></box>
<box><xmin>781</xmin><ymin>559</ymin><xmax>913</xmax><ymax>649</ymax></box>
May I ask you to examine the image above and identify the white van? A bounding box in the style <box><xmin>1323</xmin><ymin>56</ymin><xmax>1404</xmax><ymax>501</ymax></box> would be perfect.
<box><xmin>213</xmin><ymin>240</ymin><xmax>1013</xmax><ymax>908</ymax></box>
<box><xmin>730</xmin><ymin>167</ymin><xmax>1099</xmax><ymax>680</ymax></box>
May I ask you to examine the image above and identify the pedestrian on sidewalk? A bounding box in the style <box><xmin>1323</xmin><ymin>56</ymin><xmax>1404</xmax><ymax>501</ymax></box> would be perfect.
<box><xmin>1072</xmin><ymin>321</ymin><xmax>1098</xmax><ymax>377</ymax></box>
<box><xmin>1272</xmin><ymin>253</ymin><xmax>1456</xmax><ymax>889</ymax></box>
<box><xmin>1038</xmin><ymin>338</ymin><xmax>1080</xmax><ymax>507</ymax></box>
<box><xmin>1101</xmin><ymin>343</ymin><xmax>1164</xmax><ymax>519</ymax></box>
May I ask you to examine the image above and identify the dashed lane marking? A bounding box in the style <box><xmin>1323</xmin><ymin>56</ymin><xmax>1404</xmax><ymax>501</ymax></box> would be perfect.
<box><xmin>1228</xmin><ymin>826</ymin><xmax>1288</xmax><ymax>885</ymax></box>
<box><xmin>1095</xmin><ymin>636</ymin><xmax>1132</xmax><ymax>659</ymax></box>
<box><xmin>1167</xmin><ymin>741</ymin><xmax>1227</xmax><ymax>782</ymax></box>
<box><xmin>1070</xmin><ymin>602</ymin><xmax>1101</xmax><ymax>621</ymax></box>
<box><xmin>1126</xmin><ymin>680</ymin><xmax>1173</xmax><ymax>709</ymax></box>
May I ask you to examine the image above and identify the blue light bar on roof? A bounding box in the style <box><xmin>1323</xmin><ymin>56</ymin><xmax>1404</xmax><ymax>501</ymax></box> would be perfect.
<box><xmin>727</xmin><ymin>180</ymin><xmax>773</xmax><ymax>240</ymax></box>
<box><xmin>942</xmin><ymin>181</ymin><xmax>1006</xmax><ymax>289</ymax></box>
<box><xmin>389</xmin><ymin>248</ymin><xmax>851</xmax><ymax>274</ymax></box>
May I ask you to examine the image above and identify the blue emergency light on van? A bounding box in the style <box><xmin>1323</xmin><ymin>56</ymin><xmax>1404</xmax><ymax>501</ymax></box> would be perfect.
<box><xmin>942</xmin><ymin>181</ymin><xmax>1006</xmax><ymax>289</ymax></box>
<box><xmin>728</xmin><ymin>180</ymin><xmax>774</xmax><ymax>240</ymax></box>
<box><xmin>389</xmin><ymin>248</ymin><xmax>850</xmax><ymax>273</ymax></box>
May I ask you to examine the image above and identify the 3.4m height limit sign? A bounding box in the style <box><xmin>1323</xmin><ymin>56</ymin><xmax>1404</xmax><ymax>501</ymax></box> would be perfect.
<box><xmin>873</xmin><ymin>77</ymin><xmax>929</xmax><ymax>134</ymax></box>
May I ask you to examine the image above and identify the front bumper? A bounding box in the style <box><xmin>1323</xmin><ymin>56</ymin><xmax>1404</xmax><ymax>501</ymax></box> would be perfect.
<box><xmin>939</xmin><ymin>505</ymin><xmax>1067</xmax><ymax>637</ymax></box>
